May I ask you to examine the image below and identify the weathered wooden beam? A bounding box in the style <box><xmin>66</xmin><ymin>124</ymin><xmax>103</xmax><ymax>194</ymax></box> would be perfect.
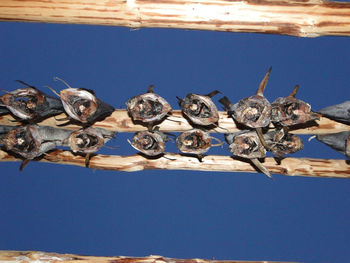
<box><xmin>0</xmin><ymin>110</ymin><xmax>349</xmax><ymax>134</ymax></box>
<box><xmin>1</xmin><ymin>149</ymin><xmax>349</xmax><ymax>178</ymax></box>
<box><xmin>0</xmin><ymin>250</ymin><xmax>297</xmax><ymax>263</ymax></box>
<box><xmin>1</xmin><ymin>0</ymin><xmax>350</xmax><ymax>37</ymax></box>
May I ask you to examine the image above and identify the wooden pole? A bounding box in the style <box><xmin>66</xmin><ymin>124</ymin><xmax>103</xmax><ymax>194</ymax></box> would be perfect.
<box><xmin>1</xmin><ymin>0</ymin><xmax>350</xmax><ymax>37</ymax></box>
<box><xmin>1</xmin><ymin>149</ymin><xmax>349</xmax><ymax>178</ymax></box>
<box><xmin>0</xmin><ymin>250</ymin><xmax>297</xmax><ymax>262</ymax></box>
<box><xmin>0</xmin><ymin>110</ymin><xmax>349</xmax><ymax>134</ymax></box>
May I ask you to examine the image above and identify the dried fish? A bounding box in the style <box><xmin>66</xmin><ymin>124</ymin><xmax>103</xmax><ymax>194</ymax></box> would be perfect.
<box><xmin>318</xmin><ymin>100</ymin><xmax>350</xmax><ymax>124</ymax></box>
<box><xmin>225</xmin><ymin>130</ymin><xmax>271</xmax><ymax>178</ymax></box>
<box><xmin>126</xmin><ymin>85</ymin><xmax>172</xmax><ymax>129</ymax></box>
<box><xmin>271</xmin><ymin>85</ymin><xmax>319</xmax><ymax>126</ymax></box>
<box><xmin>0</xmin><ymin>125</ymin><xmax>71</xmax><ymax>170</ymax></box>
<box><xmin>177</xmin><ymin>90</ymin><xmax>220</xmax><ymax>126</ymax></box>
<box><xmin>0</xmin><ymin>125</ymin><xmax>15</xmax><ymax>139</ymax></box>
<box><xmin>0</xmin><ymin>107</ymin><xmax>10</xmax><ymax>115</ymax></box>
<box><xmin>264</xmin><ymin>129</ymin><xmax>304</xmax><ymax>159</ymax></box>
<box><xmin>49</xmin><ymin>78</ymin><xmax>114</xmax><ymax>124</ymax></box>
<box><xmin>316</xmin><ymin>131</ymin><xmax>350</xmax><ymax>158</ymax></box>
<box><xmin>220</xmin><ymin>67</ymin><xmax>272</xmax><ymax>150</ymax></box>
<box><xmin>176</xmin><ymin>129</ymin><xmax>222</xmax><ymax>159</ymax></box>
<box><xmin>0</xmin><ymin>80</ymin><xmax>64</xmax><ymax>121</ymax></box>
<box><xmin>65</xmin><ymin>127</ymin><xmax>115</xmax><ymax>167</ymax></box>
<box><xmin>128</xmin><ymin>128</ymin><xmax>169</xmax><ymax>157</ymax></box>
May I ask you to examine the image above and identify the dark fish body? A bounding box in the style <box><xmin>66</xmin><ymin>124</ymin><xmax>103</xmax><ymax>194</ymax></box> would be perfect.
<box><xmin>0</xmin><ymin>107</ymin><xmax>10</xmax><ymax>115</ymax></box>
<box><xmin>231</xmin><ymin>95</ymin><xmax>271</xmax><ymax>128</ymax></box>
<box><xmin>0</xmin><ymin>125</ymin><xmax>15</xmax><ymax>140</ymax></box>
<box><xmin>178</xmin><ymin>93</ymin><xmax>219</xmax><ymax>126</ymax></box>
<box><xmin>271</xmin><ymin>96</ymin><xmax>319</xmax><ymax>126</ymax></box>
<box><xmin>65</xmin><ymin>127</ymin><xmax>115</xmax><ymax>154</ymax></box>
<box><xmin>130</xmin><ymin>130</ymin><xmax>168</xmax><ymax>156</ymax></box>
<box><xmin>316</xmin><ymin>131</ymin><xmax>350</xmax><ymax>157</ymax></box>
<box><xmin>318</xmin><ymin>101</ymin><xmax>350</xmax><ymax>124</ymax></box>
<box><xmin>60</xmin><ymin>88</ymin><xmax>114</xmax><ymax>124</ymax></box>
<box><xmin>0</xmin><ymin>84</ymin><xmax>64</xmax><ymax>121</ymax></box>
<box><xmin>264</xmin><ymin>129</ymin><xmax>304</xmax><ymax>158</ymax></box>
<box><xmin>225</xmin><ymin>130</ymin><xmax>266</xmax><ymax>159</ymax></box>
<box><xmin>0</xmin><ymin>125</ymin><xmax>70</xmax><ymax>159</ymax></box>
<box><xmin>176</xmin><ymin>129</ymin><xmax>212</xmax><ymax>155</ymax></box>
<box><xmin>126</xmin><ymin>92</ymin><xmax>171</xmax><ymax>123</ymax></box>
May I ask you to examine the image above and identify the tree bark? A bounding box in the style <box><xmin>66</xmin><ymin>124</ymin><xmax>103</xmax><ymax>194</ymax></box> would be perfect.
<box><xmin>0</xmin><ymin>111</ymin><xmax>349</xmax><ymax>134</ymax></box>
<box><xmin>1</xmin><ymin>0</ymin><xmax>350</xmax><ymax>37</ymax></box>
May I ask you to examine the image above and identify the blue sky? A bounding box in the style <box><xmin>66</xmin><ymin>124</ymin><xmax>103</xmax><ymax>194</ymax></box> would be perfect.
<box><xmin>0</xmin><ymin>19</ymin><xmax>350</xmax><ymax>262</ymax></box>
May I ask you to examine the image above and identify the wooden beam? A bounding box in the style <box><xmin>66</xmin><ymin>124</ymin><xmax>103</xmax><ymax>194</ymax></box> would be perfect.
<box><xmin>1</xmin><ymin>149</ymin><xmax>349</xmax><ymax>178</ymax></box>
<box><xmin>0</xmin><ymin>250</ymin><xmax>297</xmax><ymax>263</ymax></box>
<box><xmin>0</xmin><ymin>110</ymin><xmax>349</xmax><ymax>134</ymax></box>
<box><xmin>0</xmin><ymin>0</ymin><xmax>350</xmax><ymax>37</ymax></box>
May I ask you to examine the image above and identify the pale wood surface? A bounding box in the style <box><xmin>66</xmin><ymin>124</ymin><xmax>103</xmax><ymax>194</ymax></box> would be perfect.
<box><xmin>1</xmin><ymin>149</ymin><xmax>349</xmax><ymax>178</ymax></box>
<box><xmin>1</xmin><ymin>0</ymin><xmax>350</xmax><ymax>37</ymax></box>
<box><xmin>0</xmin><ymin>250</ymin><xmax>298</xmax><ymax>263</ymax></box>
<box><xmin>0</xmin><ymin>110</ymin><xmax>349</xmax><ymax>134</ymax></box>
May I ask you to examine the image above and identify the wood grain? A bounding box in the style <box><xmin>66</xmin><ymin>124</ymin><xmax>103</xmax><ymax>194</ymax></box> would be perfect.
<box><xmin>0</xmin><ymin>110</ymin><xmax>349</xmax><ymax>134</ymax></box>
<box><xmin>1</xmin><ymin>149</ymin><xmax>349</xmax><ymax>178</ymax></box>
<box><xmin>1</xmin><ymin>0</ymin><xmax>350</xmax><ymax>37</ymax></box>
<box><xmin>0</xmin><ymin>250</ymin><xmax>298</xmax><ymax>262</ymax></box>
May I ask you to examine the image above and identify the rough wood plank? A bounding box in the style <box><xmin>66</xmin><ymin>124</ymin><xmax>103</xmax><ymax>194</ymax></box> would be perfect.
<box><xmin>1</xmin><ymin>149</ymin><xmax>349</xmax><ymax>178</ymax></box>
<box><xmin>1</xmin><ymin>0</ymin><xmax>350</xmax><ymax>37</ymax></box>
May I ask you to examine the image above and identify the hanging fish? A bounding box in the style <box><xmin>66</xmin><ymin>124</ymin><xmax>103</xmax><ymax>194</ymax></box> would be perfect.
<box><xmin>0</xmin><ymin>80</ymin><xmax>64</xmax><ymax>121</ymax></box>
<box><xmin>128</xmin><ymin>127</ymin><xmax>169</xmax><ymax>157</ymax></box>
<box><xmin>316</xmin><ymin>131</ymin><xmax>350</xmax><ymax>158</ymax></box>
<box><xmin>64</xmin><ymin>127</ymin><xmax>115</xmax><ymax>167</ymax></box>
<box><xmin>318</xmin><ymin>100</ymin><xmax>350</xmax><ymax>124</ymax></box>
<box><xmin>48</xmin><ymin>77</ymin><xmax>115</xmax><ymax>124</ymax></box>
<box><xmin>126</xmin><ymin>85</ymin><xmax>172</xmax><ymax>130</ymax></box>
<box><xmin>263</xmin><ymin>129</ymin><xmax>304</xmax><ymax>159</ymax></box>
<box><xmin>177</xmin><ymin>90</ymin><xmax>220</xmax><ymax>126</ymax></box>
<box><xmin>271</xmin><ymin>85</ymin><xmax>319</xmax><ymax>127</ymax></box>
<box><xmin>225</xmin><ymin>130</ymin><xmax>272</xmax><ymax>178</ymax></box>
<box><xmin>0</xmin><ymin>125</ymin><xmax>71</xmax><ymax>170</ymax></box>
<box><xmin>0</xmin><ymin>107</ymin><xmax>10</xmax><ymax>116</ymax></box>
<box><xmin>176</xmin><ymin>129</ymin><xmax>222</xmax><ymax>161</ymax></box>
<box><xmin>0</xmin><ymin>125</ymin><xmax>15</xmax><ymax>139</ymax></box>
<box><xmin>219</xmin><ymin>67</ymin><xmax>272</xmax><ymax>149</ymax></box>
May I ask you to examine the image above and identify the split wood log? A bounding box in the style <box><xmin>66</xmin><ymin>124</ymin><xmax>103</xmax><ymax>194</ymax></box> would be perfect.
<box><xmin>1</xmin><ymin>0</ymin><xmax>350</xmax><ymax>37</ymax></box>
<box><xmin>0</xmin><ymin>110</ymin><xmax>349</xmax><ymax>134</ymax></box>
<box><xmin>0</xmin><ymin>250</ymin><xmax>296</xmax><ymax>263</ymax></box>
<box><xmin>1</xmin><ymin>149</ymin><xmax>349</xmax><ymax>178</ymax></box>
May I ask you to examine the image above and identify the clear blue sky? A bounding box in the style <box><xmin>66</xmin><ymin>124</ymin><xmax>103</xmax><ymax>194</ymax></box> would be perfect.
<box><xmin>0</xmin><ymin>16</ymin><xmax>350</xmax><ymax>263</ymax></box>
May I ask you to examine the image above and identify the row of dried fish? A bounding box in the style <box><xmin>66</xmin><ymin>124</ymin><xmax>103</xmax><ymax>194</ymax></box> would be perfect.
<box><xmin>1</xmin><ymin>71</ymin><xmax>349</xmax><ymax>176</ymax></box>
<box><xmin>0</xmin><ymin>125</ymin><xmax>115</xmax><ymax>170</ymax></box>
<box><xmin>0</xmin><ymin>79</ymin><xmax>114</xmax><ymax>125</ymax></box>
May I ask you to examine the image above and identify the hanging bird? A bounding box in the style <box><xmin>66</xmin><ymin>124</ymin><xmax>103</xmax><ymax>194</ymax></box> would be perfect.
<box><xmin>219</xmin><ymin>67</ymin><xmax>272</xmax><ymax>150</ymax></box>
<box><xmin>177</xmin><ymin>90</ymin><xmax>220</xmax><ymax>126</ymax></box>
<box><xmin>48</xmin><ymin>77</ymin><xmax>114</xmax><ymax>125</ymax></box>
<box><xmin>271</xmin><ymin>85</ymin><xmax>319</xmax><ymax>127</ymax></box>
<box><xmin>126</xmin><ymin>85</ymin><xmax>172</xmax><ymax>131</ymax></box>
<box><xmin>0</xmin><ymin>80</ymin><xmax>64</xmax><ymax>122</ymax></box>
